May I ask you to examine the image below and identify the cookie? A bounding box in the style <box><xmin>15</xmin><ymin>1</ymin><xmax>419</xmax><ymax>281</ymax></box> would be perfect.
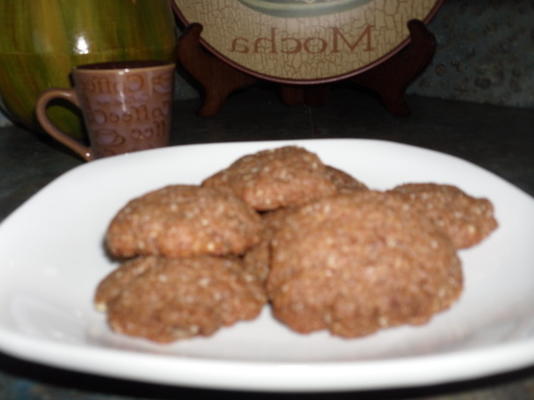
<box><xmin>202</xmin><ymin>146</ymin><xmax>339</xmax><ymax>211</ymax></box>
<box><xmin>267</xmin><ymin>191</ymin><xmax>463</xmax><ymax>338</ymax></box>
<box><xmin>97</xmin><ymin>256</ymin><xmax>266</xmax><ymax>342</ymax></box>
<box><xmin>106</xmin><ymin>185</ymin><xmax>263</xmax><ymax>258</ymax></box>
<box><xmin>390</xmin><ymin>183</ymin><xmax>498</xmax><ymax>249</ymax></box>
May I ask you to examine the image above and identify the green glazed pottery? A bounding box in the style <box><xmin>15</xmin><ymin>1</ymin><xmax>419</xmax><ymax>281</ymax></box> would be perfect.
<box><xmin>0</xmin><ymin>0</ymin><xmax>177</xmax><ymax>138</ymax></box>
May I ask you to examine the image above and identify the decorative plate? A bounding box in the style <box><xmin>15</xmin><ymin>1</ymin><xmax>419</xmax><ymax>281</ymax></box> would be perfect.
<box><xmin>173</xmin><ymin>0</ymin><xmax>443</xmax><ymax>83</ymax></box>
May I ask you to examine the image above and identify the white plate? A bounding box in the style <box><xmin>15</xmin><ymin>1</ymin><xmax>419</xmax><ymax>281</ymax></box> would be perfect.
<box><xmin>0</xmin><ymin>139</ymin><xmax>533</xmax><ymax>392</ymax></box>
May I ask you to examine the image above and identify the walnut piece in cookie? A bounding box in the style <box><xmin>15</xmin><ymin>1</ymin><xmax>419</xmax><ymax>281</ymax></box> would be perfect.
<box><xmin>201</xmin><ymin>146</ymin><xmax>340</xmax><ymax>211</ymax></box>
<box><xmin>106</xmin><ymin>185</ymin><xmax>263</xmax><ymax>258</ymax></box>
<box><xmin>96</xmin><ymin>256</ymin><xmax>267</xmax><ymax>343</ymax></box>
<box><xmin>390</xmin><ymin>183</ymin><xmax>498</xmax><ymax>249</ymax></box>
<box><xmin>267</xmin><ymin>191</ymin><xmax>463</xmax><ymax>338</ymax></box>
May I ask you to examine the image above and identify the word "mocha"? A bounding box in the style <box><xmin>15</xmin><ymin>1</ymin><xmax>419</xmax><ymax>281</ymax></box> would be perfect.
<box><xmin>229</xmin><ymin>25</ymin><xmax>374</xmax><ymax>55</ymax></box>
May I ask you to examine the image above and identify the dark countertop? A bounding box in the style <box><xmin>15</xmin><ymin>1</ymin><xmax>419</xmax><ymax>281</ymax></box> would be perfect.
<box><xmin>0</xmin><ymin>86</ymin><xmax>533</xmax><ymax>399</ymax></box>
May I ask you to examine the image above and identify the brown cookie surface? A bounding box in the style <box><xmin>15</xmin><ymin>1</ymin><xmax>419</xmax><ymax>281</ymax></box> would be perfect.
<box><xmin>94</xmin><ymin>256</ymin><xmax>158</xmax><ymax>312</ymax></box>
<box><xmin>106</xmin><ymin>185</ymin><xmax>263</xmax><ymax>258</ymax></box>
<box><xmin>242</xmin><ymin>207</ymin><xmax>299</xmax><ymax>284</ymax></box>
<box><xmin>242</xmin><ymin>168</ymin><xmax>367</xmax><ymax>285</ymax></box>
<box><xmin>202</xmin><ymin>146</ymin><xmax>339</xmax><ymax>211</ymax></box>
<box><xmin>97</xmin><ymin>256</ymin><xmax>266</xmax><ymax>343</ymax></box>
<box><xmin>323</xmin><ymin>165</ymin><xmax>368</xmax><ymax>193</ymax></box>
<box><xmin>390</xmin><ymin>183</ymin><xmax>498</xmax><ymax>249</ymax></box>
<box><xmin>268</xmin><ymin>191</ymin><xmax>463</xmax><ymax>338</ymax></box>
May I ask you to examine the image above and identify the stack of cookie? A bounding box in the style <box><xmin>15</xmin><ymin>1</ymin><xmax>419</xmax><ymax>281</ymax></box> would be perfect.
<box><xmin>94</xmin><ymin>146</ymin><xmax>497</xmax><ymax>342</ymax></box>
<box><xmin>95</xmin><ymin>185</ymin><xmax>267</xmax><ymax>343</ymax></box>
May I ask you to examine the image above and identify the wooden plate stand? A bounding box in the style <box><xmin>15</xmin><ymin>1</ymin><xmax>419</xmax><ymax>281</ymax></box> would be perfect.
<box><xmin>176</xmin><ymin>19</ymin><xmax>436</xmax><ymax>117</ymax></box>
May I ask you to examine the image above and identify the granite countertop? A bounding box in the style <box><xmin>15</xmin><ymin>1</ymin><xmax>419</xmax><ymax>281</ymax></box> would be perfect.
<box><xmin>0</xmin><ymin>87</ymin><xmax>533</xmax><ymax>399</ymax></box>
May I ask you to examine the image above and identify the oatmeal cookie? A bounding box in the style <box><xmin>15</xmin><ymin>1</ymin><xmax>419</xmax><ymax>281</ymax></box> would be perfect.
<box><xmin>202</xmin><ymin>146</ymin><xmax>339</xmax><ymax>211</ymax></box>
<box><xmin>390</xmin><ymin>183</ymin><xmax>498</xmax><ymax>249</ymax></box>
<box><xmin>97</xmin><ymin>256</ymin><xmax>266</xmax><ymax>342</ymax></box>
<box><xmin>106</xmin><ymin>185</ymin><xmax>263</xmax><ymax>258</ymax></box>
<box><xmin>267</xmin><ymin>191</ymin><xmax>463</xmax><ymax>338</ymax></box>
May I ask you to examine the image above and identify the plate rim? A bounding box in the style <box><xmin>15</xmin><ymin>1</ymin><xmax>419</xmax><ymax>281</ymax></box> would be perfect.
<box><xmin>0</xmin><ymin>326</ymin><xmax>533</xmax><ymax>392</ymax></box>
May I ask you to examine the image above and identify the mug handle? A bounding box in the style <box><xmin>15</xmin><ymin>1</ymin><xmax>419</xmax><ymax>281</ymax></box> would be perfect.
<box><xmin>35</xmin><ymin>89</ymin><xmax>93</xmax><ymax>161</ymax></box>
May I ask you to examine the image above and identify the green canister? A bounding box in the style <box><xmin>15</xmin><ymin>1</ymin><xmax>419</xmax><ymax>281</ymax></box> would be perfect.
<box><xmin>0</xmin><ymin>0</ymin><xmax>176</xmax><ymax>138</ymax></box>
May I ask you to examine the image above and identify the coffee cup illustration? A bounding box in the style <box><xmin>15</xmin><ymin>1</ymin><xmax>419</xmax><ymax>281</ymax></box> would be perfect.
<box><xmin>237</xmin><ymin>0</ymin><xmax>371</xmax><ymax>17</ymax></box>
